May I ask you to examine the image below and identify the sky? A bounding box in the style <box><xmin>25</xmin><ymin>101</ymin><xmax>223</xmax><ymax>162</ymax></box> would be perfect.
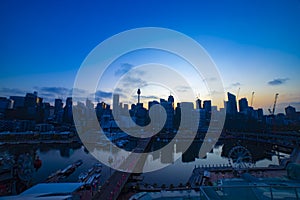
<box><xmin>0</xmin><ymin>0</ymin><xmax>300</xmax><ymax>113</ymax></box>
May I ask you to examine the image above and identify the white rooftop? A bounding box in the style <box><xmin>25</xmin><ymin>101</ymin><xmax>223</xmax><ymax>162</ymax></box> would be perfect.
<box><xmin>0</xmin><ymin>183</ymin><xmax>84</xmax><ymax>200</ymax></box>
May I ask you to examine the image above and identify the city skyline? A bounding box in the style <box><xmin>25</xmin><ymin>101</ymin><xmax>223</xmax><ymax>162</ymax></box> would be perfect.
<box><xmin>1</xmin><ymin>1</ymin><xmax>300</xmax><ymax>114</ymax></box>
<box><xmin>2</xmin><ymin>89</ymin><xmax>300</xmax><ymax>117</ymax></box>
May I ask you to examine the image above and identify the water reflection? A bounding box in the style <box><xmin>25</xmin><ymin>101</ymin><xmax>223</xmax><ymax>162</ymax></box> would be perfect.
<box><xmin>0</xmin><ymin>138</ymin><xmax>291</xmax><ymax>196</ymax></box>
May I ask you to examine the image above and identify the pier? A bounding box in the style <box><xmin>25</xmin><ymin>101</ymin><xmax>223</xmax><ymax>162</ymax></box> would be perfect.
<box><xmin>44</xmin><ymin>160</ymin><xmax>82</xmax><ymax>183</ymax></box>
<box><xmin>92</xmin><ymin>137</ymin><xmax>152</xmax><ymax>200</ymax></box>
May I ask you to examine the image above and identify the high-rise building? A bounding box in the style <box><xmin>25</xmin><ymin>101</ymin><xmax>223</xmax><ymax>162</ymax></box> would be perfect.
<box><xmin>54</xmin><ymin>99</ymin><xmax>63</xmax><ymax>123</ymax></box>
<box><xmin>174</xmin><ymin>103</ymin><xmax>181</xmax><ymax>130</ymax></box>
<box><xmin>160</xmin><ymin>98</ymin><xmax>174</xmax><ymax>130</ymax></box>
<box><xmin>196</xmin><ymin>98</ymin><xmax>202</xmax><ymax>109</ymax></box>
<box><xmin>285</xmin><ymin>105</ymin><xmax>297</xmax><ymax>120</ymax></box>
<box><xmin>168</xmin><ymin>95</ymin><xmax>174</xmax><ymax>109</ymax></box>
<box><xmin>239</xmin><ymin>98</ymin><xmax>249</xmax><ymax>114</ymax></box>
<box><xmin>257</xmin><ymin>108</ymin><xmax>264</xmax><ymax>120</ymax></box>
<box><xmin>180</xmin><ymin>102</ymin><xmax>194</xmax><ymax>130</ymax></box>
<box><xmin>0</xmin><ymin>97</ymin><xmax>13</xmax><ymax>114</ymax></box>
<box><xmin>63</xmin><ymin>97</ymin><xmax>73</xmax><ymax>123</ymax></box>
<box><xmin>203</xmin><ymin>100</ymin><xmax>211</xmax><ymax>113</ymax></box>
<box><xmin>10</xmin><ymin>96</ymin><xmax>25</xmax><ymax>108</ymax></box>
<box><xmin>148</xmin><ymin>100</ymin><xmax>162</xmax><ymax>131</ymax></box>
<box><xmin>113</xmin><ymin>94</ymin><xmax>119</xmax><ymax>110</ymax></box>
<box><xmin>226</xmin><ymin>92</ymin><xmax>238</xmax><ymax>115</ymax></box>
<box><xmin>54</xmin><ymin>99</ymin><xmax>63</xmax><ymax>114</ymax></box>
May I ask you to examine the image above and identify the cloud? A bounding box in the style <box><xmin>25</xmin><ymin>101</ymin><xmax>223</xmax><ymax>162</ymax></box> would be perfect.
<box><xmin>0</xmin><ymin>88</ymin><xmax>28</xmax><ymax>96</ymax></box>
<box><xmin>114</xmin><ymin>63</ymin><xmax>134</xmax><ymax>76</ymax></box>
<box><xmin>225</xmin><ymin>82</ymin><xmax>242</xmax><ymax>90</ymax></box>
<box><xmin>133</xmin><ymin>95</ymin><xmax>160</xmax><ymax>100</ymax></box>
<box><xmin>176</xmin><ymin>86</ymin><xmax>190</xmax><ymax>93</ymax></box>
<box><xmin>231</xmin><ymin>82</ymin><xmax>241</xmax><ymax>87</ymax></box>
<box><xmin>268</xmin><ymin>78</ymin><xmax>289</xmax><ymax>86</ymax></box>
<box><xmin>122</xmin><ymin>76</ymin><xmax>148</xmax><ymax>88</ymax></box>
<box><xmin>36</xmin><ymin>87</ymin><xmax>70</xmax><ymax>96</ymax></box>
<box><xmin>94</xmin><ymin>90</ymin><xmax>113</xmax><ymax>99</ymax></box>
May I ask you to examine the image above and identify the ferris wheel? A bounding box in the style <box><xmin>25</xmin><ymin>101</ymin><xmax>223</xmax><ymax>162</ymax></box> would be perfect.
<box><xmin>228</xmin><ymin>145</ymin><xmax>254</xmax><ymax>169</ymax></box>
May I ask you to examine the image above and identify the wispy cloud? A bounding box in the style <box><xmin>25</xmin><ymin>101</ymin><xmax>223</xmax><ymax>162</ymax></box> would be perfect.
<box><xmin>225</xmin><ymin>82</ymin><xmax>241</xmax><ymax>90</ymax></box>
<box><xmin>114</xmin><ymin>63</ymin><xmax>134</xmax><ymax>76</ymax></box>
<box><xmin>0</xmin><ymin>88</ymin><xmax>28</xmax><ymax>96</ymax></box>
<box><xmin>94</xmin><ymin>90</ymin><xmax>113</xmax><ymax>100</ymax></box>
<box><xmin>36</xmin><ymin>87</ymin><xmax>70</xmax><ymax>96</ymax></box>
<box><xmin>175</xmin><ymin>86</ymin><xmax>190</xmax><ymax>93</ymax></box>
<box><xmin>231</xmin><ymin>82</ymin><xmax>241</xmax><ymax>87</ymax></box>
<box><xmin>132</xmin><ymin>95</ymin><xmax>159</xmax><ymax>100</ymax></box>
<box><xmin>268</xmin><ymin>78</ymin><xmax>289</xmax><ymax>86</ymax></box>
<box><xmin>122</xmin><ymin>76</ymin><xmax>148</xmax><ymax>88</ymax></box>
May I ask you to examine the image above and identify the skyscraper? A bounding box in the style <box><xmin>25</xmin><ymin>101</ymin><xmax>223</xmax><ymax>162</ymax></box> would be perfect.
<box><xmin>63</xmin><ymin>97</ymin><xmax>73</xmax><ymax>123</ymax></box>
<box><xmin>226</xmin><ymin>92</ymin><xmax>238</xmax><ymax>115</ymax></box>
<box><xmin>113</xmin><ymin>94</ymin><xmax>120</xmax><ymax>120</ymax></box>
<box><xmin>196</xmin><ymin>98</ymin><xmax>202</xmax><ymax>109</ymax></box>
<box><xmin>239</xmin><ymin>98</ymin><xmax>249</xmax><ymax>114</ymax></box>
<box><xmin>203</xmin><ymin>100</ymin><xmax>211</xmax><ymax>114</ymax></box>
<box><xmin>54</xmin><ymin>99</ymin><xmax>63</xmax><ymax>114</ymax></box>
<box><xmin>168</xmin><ymin>94</ymin><xmax>174</xmax><ymax>108</ymax></box>
<box><xmin>160</xmin><ymin>98</ymin><xmax>174</xmax><ymax>131</ymax></box>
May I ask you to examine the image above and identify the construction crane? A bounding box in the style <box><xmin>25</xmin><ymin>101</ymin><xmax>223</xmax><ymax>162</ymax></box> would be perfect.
<box><xmin>237</xmin><ymin>87</ymin><xmax>240</xmax><ymax>100</ymax></box>
<box><xmin>268</xmin><ymin>93</ymin><xmax>279</xmax><ymax>115</ymax></box>
<box><xmin>250</xmin><ymin>92</ymin><xmax>255</xmax><ymax>107</ymax></box>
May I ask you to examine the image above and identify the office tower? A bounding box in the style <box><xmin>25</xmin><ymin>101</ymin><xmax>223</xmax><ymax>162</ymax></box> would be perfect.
<box><xmin>10</xmin><ymin>96</ymin><xmax>25</xmax><ymax>109</ymax></box>
<box><xmin>226</xmin><ymin>92</ymin><xmax>238</xmax><ymax>115</ymax></box>
<box><xmin>203</xmin><ymin>100</ymin><xmax>212</xmax><ymax>114</ymax></box>
<box><xmin>196</xmin><ymin>98</ymin><xmax>202</xmax><ymax>109</ymax></box>
<box><xmin>168</xmin><ymin>94</ymin><xmax>174</xmax><ymax>108</ymax></box>
<box><xmin>160</xmin><ymin>98</ymin><xmax>174</xmax><ymax>130</ymax></box>
<box><xmin>64</xmin><ymin>97</ymin><xmax>73</xmax><ymax>123</ymax></box>
<box><xmin>239</xmin><ymin>98</ymin><xmax>249</xmax><ymax>114</ymax></box>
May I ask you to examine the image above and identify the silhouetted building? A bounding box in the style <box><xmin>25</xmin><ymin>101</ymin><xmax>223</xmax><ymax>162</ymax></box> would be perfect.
<box><xmin>285</xmin><ymin>105</ymin><xmax>297</xmax><ymax>120</ymax></box>
<box><xmin>196</xmin><ymin>98</ymin><xmax>202</xmax><ymax>109</ymax></box>
<box><xmin>54</xmin><ymin>99</ymin><xmax>63</xmax><ymax>122</ymax></box>
<box><xmin>226</xmin><ymin>92</ymin><xmax>238</xmax><ymax>116</ymax></box>
<box><xmin>203</xmin><ymin>100</ymin><xmax>211</xmax><ymax>114</ymax></box>
<box><xmin>160</xmin><ymin>97</ymin><xmax>174</xmax><ymax>130</ymax></box>
<box><xmin>239</xmin><ymin>98</ymin><xmax>249</xmax><ymax>114</ymax></box>
<box><xmin>180</xmin><ymin>102</ymin><xmax>194</xmax><ymax>130</ymax></box>
<box><xmin>257</xmin><ymin>108</ymin><xmax>264</xmax><ymax>120</ymax></box>
<box><xmin>168</xmin><ymin>94</ymin><xmax>174</xmax><ymax>108</ymax></box>
<box><xmin>63</xmin><ymin>97</ymin><xmax>73</xmax><ymax>123</ymax></box>
<box><xmin>0</xmin><ymin>97</ymin><xmax>13</xmax><ymax>115</ymax></box>
<box><xmin>174</xmin><ymin>103</ymin><xmax>181</xmax><ymax>130</ymax></box>
<box><xmin>10</xmin><ymin>96</ymin><xmax>25</xmax><ymax>109</ymax></box>
<box><xmin>113</xmin><ymin>94</ymin><xmax>120</xmax><ymax>119</ymax></box>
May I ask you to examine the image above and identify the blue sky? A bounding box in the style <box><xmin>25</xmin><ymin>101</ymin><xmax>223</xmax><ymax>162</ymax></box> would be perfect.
<box><xmin>1</xmin><ymin>0</ymin><xmax>300</xmax><ymax>113</ymax></box>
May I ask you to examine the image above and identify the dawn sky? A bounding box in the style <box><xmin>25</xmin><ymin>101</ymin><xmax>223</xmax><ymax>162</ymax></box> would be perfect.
<box><xmin>1</xmin><ymin>0</ymin><xmax>300</xmax><ymax>113</ymax></box>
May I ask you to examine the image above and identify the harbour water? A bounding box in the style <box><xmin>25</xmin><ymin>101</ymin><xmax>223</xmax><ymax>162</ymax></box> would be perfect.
<box><xmin>0</xmin><ymin>138</ymin><xmax>289</xmax><ymax>195</ymax></box>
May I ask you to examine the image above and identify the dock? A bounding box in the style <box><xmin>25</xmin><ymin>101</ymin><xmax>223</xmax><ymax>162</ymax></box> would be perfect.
<box><xmin>44</xmin><ymin>160</ymin><xmax>83</xmax><ymax>183</ymax></box>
